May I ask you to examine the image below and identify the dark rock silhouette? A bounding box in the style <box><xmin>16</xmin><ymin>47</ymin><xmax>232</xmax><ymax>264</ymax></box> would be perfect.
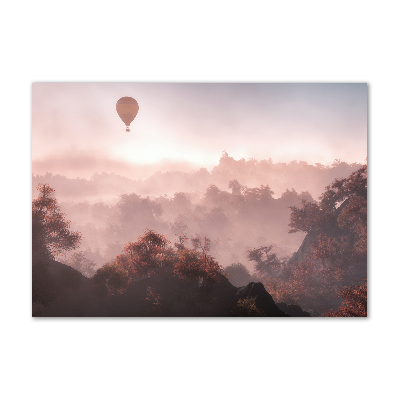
<box><xmin>236</xmin><ymin>282</ymin><xmax>288</xmax><ymax>317</ymax></box>
<box><xmin>33</xmin><ymin>260</ymin><xmax>292</xmax><ymax>317</ymax></box>
<box><xmin>276</xmin><ymin>302</ymin><xmax>320</xmax><ymax>317</ymax></box>
<box><xmin>32</xmin><ymin>258</ymin><xmax>93</xmax><ymax>317</ymax></box>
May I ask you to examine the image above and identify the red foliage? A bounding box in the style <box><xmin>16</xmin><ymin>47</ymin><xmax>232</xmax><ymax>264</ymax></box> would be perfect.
<box><xmin>289</xmin><ymin>164</ymin><xmax>367</xmax><ymax>236</ymax></box>
<box><xmin>32</xmin><ymin>184</ymin><xmax>81</xmax><ymax>259</ymax></box>
<box><xmin>96</xmin><ymin>230</ymin><xmax>223</xmax><ymax>287</ymax></box>
<box><xmin>337</xmin><ymin>196</ymin><xmax>367</xmax><ymax>258</ymax></box>
<box><xmin>92</xmin><ymin>263</ymin><xmax>130</xmax><ymax>296</ymax></box>
<box><xmin>309</xmin><ymin>234</ymin><xmax>353</xmax><ymax>267</ymax></box>
<box><xmin>173</xmin><ymin>248</ymin><xmax>221</xmax><ymax>283</ymax></box>
<box><xmin>324</xmin><ymin>280</ymin><xmax>367</xmax><ymax>317</ymax></box>
<box><xmin>328</xmin><ymin>164</ymin><xmax>367</xmax><ymax>201</ymax></box>
<box><xmin>282</xmin><ymin>164</ymin><xmax>367</xmax><ymax>311</ymax></box>
<box><xmin>288</xmin><ymin>200</ymin><xmax>334</xmax><ymax>233</ymax></box>
<box><xmin>121</xmin><ymin>229</ymin><xmax>170</xmax><ymax>277</ymax></box>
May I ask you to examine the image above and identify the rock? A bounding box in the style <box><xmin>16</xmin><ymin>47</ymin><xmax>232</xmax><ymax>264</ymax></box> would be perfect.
<box><xmin>236</xmin><ymin>282</ymin><xmax>289</xmax><ymax>317</ymax></box>
<box><xmin>34</xmin><ymin>262</ymin><xmax>289</xmax><ymax>317</ymax></box>
<box><xmin>276</xmin><ymin>302</ymin><xmax>320</xmax><ymax>317</ymax></box>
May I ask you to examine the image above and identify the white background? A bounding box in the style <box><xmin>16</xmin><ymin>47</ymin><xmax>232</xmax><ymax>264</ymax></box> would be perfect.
<box><xmin>1</xmin><ymin>1</ymin><xmax>398</xmax><ymax>399</ymax></box>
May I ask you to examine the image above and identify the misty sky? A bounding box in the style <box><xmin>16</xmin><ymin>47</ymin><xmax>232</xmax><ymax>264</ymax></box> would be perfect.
<box><xmin>32</xmin><ymin>83</ymin><xmax>367</xmax><ymax>178</ymax></box>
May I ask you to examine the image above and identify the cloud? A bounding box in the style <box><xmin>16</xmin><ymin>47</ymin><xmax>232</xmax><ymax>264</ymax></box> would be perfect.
<box><xmin>32</xmin><ymin>150</ymin><xmax>200</xmax><ymax>180</ymax></box>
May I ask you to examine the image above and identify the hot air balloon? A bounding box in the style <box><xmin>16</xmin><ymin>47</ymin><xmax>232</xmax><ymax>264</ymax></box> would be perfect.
<box><xmin>116</xmin><ymin>97</ymin><xmax>139</xmax><ymax>132</ymax></box>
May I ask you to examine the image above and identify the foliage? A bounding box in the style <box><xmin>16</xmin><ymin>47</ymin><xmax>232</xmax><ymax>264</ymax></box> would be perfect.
<box><xmin>66</xmin><ymin>251</ymin><xmax>96</xmax><ymax>277</ymax></box>
<box><xmin>247</xmin><ymin>246</ymin><xmax>296</xmax><ymax>304</ymax></box>
<box><xmin>230</xmin><ymin>298</ymin><xmax>266</xmax><ymax>317</ymax></box>
<box><xmin>289</xmin><ymin>164</ymin><xmax>367</xmax><ymax>234</ymax></box>
<box><xmin>224</xmin><ymin>263</ymin><xmax>252</xmax><ymax>287</ymax></box>
<box><xmin>173</xmin><ymin>236</ymin><xmax>222</xmax><ymax>284</ymax></box>
<box><xmin>285</xmin><ymin>164</ymin><xmax>367</xmax><ymax>312</ymax></box>
<box><xmin>92</xmin><ymin>230</ymin><xmax>223</xmax><ymax>297</ymax></box>
<box><xmin>32</xmin><ymin>185</ymin><xmax>83</xmax><ymax>308</ymax></box>
<box><xmin>245</xmin><ymin>164</ymin><xmax>367</xmax><ymax>312</ymax></box>
<box><xmin>243</xmin><ymin>185</ymin><xmax>274</xmax><ymax>202</ymax></box>
<box><xmin>173</xmin><ymin>248</ymin><xmax>221</xmax><ymax>284</ymax></box>
<box><xmin>324</xmin><ymin>280</ymin><xmax>367</xmax><ymax>317</ymax></box>
<box><xmin>228</xmin><ymin>179</ymin><xmax>242</xmax><ymax>196</ymax></box>
<box><xmin>92</xmin><ymin>263</ymin><xmax>131</xmax><ymax>297</ymax></box>
<box><xmin>248</xmin><ymin>245</ymin><xmax>282</xmax><ymax>277</ymax></box>
<box><xmin>143</xmin><ymin>287</ymin><xmax>163</xmax><ymax>315</ymax></box>
<box><xmin>288</xmin><ymin>200</ymin><xmax>331</xmax><ymax>233</ymax></box>
<box><xmin>119</xmin><ymin>229</ymin><xmax>171</xmax><ymax>278</ymax></box>
<box><xmin>32</xmin><ymin>184</ymin><xmax>81</xmax><ymax>259</ymax></box>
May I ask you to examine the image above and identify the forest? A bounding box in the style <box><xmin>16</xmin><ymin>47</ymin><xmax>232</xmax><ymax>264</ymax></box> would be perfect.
<box><xmin>32</xmin><ymin>153</ymin><xmax>367</xmax><ymax>317</ymax></box>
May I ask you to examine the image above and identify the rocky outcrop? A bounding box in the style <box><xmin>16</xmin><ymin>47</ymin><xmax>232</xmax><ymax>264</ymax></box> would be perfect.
<box><xmin>33</xmin><ymin>260</ymin><xmax>295</xmax><ymax>317</ymax></box>
<box><xmin>276</xmin><ymin>302</ymin><xmax>320</xmax><ymax>317</ymax></box>
<box><xmin>236</xmin><ymin>282</ymin><xmax>289</xmax><ymax>317</ymax></box>
<box><xmin>288</xmin><ymin>228</ymin><xmax>319</xmax><ymax>266</ymax></box>
<box><xmin>288</xmin><ymin>197</ymin><xmax>358</xmax><ymax>266</ymax></box>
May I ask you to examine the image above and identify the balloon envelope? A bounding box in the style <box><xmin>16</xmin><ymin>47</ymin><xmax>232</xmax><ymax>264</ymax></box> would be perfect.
<box><xmin>116</xmin><ymin>97</ymin><xmax>139</xmax><ymax>130</ymax></box>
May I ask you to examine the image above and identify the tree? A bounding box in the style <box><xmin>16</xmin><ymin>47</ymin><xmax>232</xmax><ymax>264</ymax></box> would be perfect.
<box><xmin>288</xmin><ymin>200</ymin><xmax>328</xmax><ymax>233</ymax></box>
<box><xmin>114</xmin><ymin>193</ymin><xmax>164</xmax><ymax>241</ymax></box>
<box><xmin>224</xmin><ymin>263</ymin><xmax>252</xmax><ymax>287</ymax></box>
<box><xmin>324</xmin><ymin>280</ymin><xmax>367</xmax><ymax>317</ymax></box>
<box><xmin>228</xmin><ymin>179</ymin><xmax>242</xmax><ymax>196</ymax></box>
<box><xmin>173</xmin><ymin>246</ymin><xmax>221</xmax><ymax>284</ymax></box>
<box><xmin>172</xmin><ymin>235</ymin><xmax>221</xmax><ymax>284</ymax></box>
<box><xmin>32</xmin><ymin>184</ymin><xmax>81</xmax><ymax>260</ymax></box>
<box><xmin>67</xmin><ymin>251</ymin><xmax>96</xmax><ymax>278</ymax></box>
<box><xmin>121</xmin><ymin>229</ymin><xmax>170</xmax><ymax>278</ymax></box>
<box><xmin>248</xmin><ymin>245</ymin><xmax>282</xmax><ymax>277</ymax></box>
<box><xmin>246</xmin><ymin>246</ymin><xmax>298</xmax><ymax>304</ymax></box>
<box><xmin>243</xmin><ymin>185</ymin><xmax>274</xmax><ymax>203</ymax></box>
<box><xmin>289</xmin><ymin>164</ymin><xmax>367</xmax><ymax>236</ymax></box>
<box><xmin>286</xmin><ymin>164</ymin><xmax>367</xmax><ymax>312</ymax></box>
<box><xmin>97</xmin><ymin>230</ymin><xmax>223</xmax><ymax>289</ymax></box>
<box><xmin>92</xmin><ymin>263</ymin><xmax>130</xmax><ymax>297</ymax></box>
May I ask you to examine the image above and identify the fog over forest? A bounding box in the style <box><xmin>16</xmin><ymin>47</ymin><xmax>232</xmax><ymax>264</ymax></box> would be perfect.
<box><xmin>32</xmin><ymin>152</ymin><xmax>363</xmax><ymax>274</ymax></box>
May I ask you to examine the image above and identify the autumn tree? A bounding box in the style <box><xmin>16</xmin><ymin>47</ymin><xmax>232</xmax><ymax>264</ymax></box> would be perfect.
<box><xmin>32</xmin><ymin>184</ymin><xmax>81</xmax><ymax>260</ymax></box>
<box><xmin>32</xmin><ymin>184</ymin><xmax>82</xmax><ymax>308</ymax></box>
<box><xmin>92</xmin><ymin>230</ymin><xmax>223</xmax><ymax>301</ymax></box>
<box><xmin>324</xmin><ymin>279</ymin><xmax>367</xmax><ymax>317</ymax></box>
<box><xmin>286</xmin><ymin>164</ymin><xmax>367</xmax><ymax>312</ymax></box>
<box><xmin>289</xmin><ymin>164</ymin><xmax>367</xmax><ymax>239</ymax></box>
<box><xmin>121</xmin><ymin>229</ymin><xmax>171</xmax><ymax>278</ymax></box>
<box><xmin>92</xmin><ymin>263</ymin><xmax>130</xmax><ymax>297</ymax></box>
<box><xmin>288</xmin><ymin>200</ymin><xmax>329</xmax><ymax>233</ymax></box>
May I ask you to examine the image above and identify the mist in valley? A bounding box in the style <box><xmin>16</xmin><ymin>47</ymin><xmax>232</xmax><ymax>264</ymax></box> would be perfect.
<box><xmin>33</xmin><ymin>153</ymin><xmax>363</xmax><ymax>279</ymax></box>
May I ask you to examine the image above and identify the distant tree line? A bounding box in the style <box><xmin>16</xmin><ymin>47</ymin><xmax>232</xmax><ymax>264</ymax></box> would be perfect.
<box><xmin>32</xmin><ymin>163</ymin><xmax>367</xmax><ymax>316</ymax></box>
